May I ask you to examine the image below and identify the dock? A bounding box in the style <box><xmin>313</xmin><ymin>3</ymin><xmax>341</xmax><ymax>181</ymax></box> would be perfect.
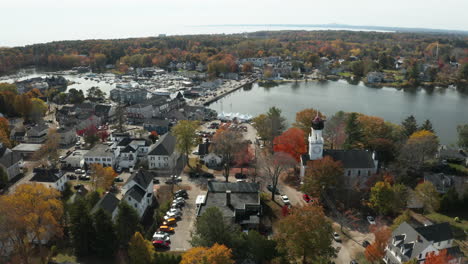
<box><xmin>200</xmin><ymin>78</ymin><xmax>257</xmax><ymax>106</ymax></box>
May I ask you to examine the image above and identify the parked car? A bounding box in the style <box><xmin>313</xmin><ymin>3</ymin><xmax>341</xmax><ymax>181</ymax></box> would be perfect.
<box><xmin>280</xmin><ymin>195</ymin><xmax>290</xmax><ymax>205</ymax></box>
<box><xmin>236</xmin><ymin>179</ymin><xmax>246</xmax><ymax>183</ymax></box>
<box><xmin>159</xmin><ymin>225</ymin><xmax>175</xmax><ymax>233</ymax></box>
<box><xmin>175</xmin><ymin>189</ymin><xmax>188</xmax><ymax>196</ymax></box>
<box><xmin>153</xmin><ymin>240</ymin><xmax>170</xmax><ymax>249</ymax></box>
<box><xmin>74</xmin><ymin>169</ymin><xmax>84</xmax><ymax>174</ymax></box>
<box><xmin>333</xmin><ymin>232</ymin><xmax>341</xmax><ymax>242</ymax></box>
<box><xmin>68</xmin><ymin>174</ymin><xmax>77</xmax><ymax>180</ymax></box>
<box><xmin>202</xmin><ymin>172</ymin><xmax>214</xmax><ymax>178</ymax></box>
<box><xmin>267</xmin><ymin>184</ymin><xmax>280</xmax><ymax>195</ymax></box>
<box><xmin>175</xmin><ymin>191</ymin><xmax>188</xmax><ymax>199</ymax></box>
<box><xmin>164</xmin><ymin>211</ymin><xmax>182</xmax><ymax>220</ymax></box>
<box><xmin>116</xmin><ymin>167</ymin><xmax>122</xmax><ymax>173</ymax></box>
<box><xmin>168</xmin><ymin>208</ymin><xmax>182</xmax><ymax>215</ymax></box>
<box><xmin>152</xmin><ymin>232</ymin><xmax>170</xmax><ymax>242</ymax></box>
<box><xmin>302</xmin><ymin>194</ymin><xmax>311</xmax><ymax>203</ymax></box>
<box><xmin>367</xmin><ymin>216</ymin><xmax>376</xmax><ymax>225</ymax></box>
<box><xmin>114</xmin><ymin>177</ymin><xmax>123</xmax><ymax>182</ymax></box>
<box><xmin>79</xmin><ymin>175</ymin><xmax>90</xmax><ymax>181</ymax></box>
<box><xmin>235</xmin><ymin>173</ymin><xmax>247</xmax><ymax>179</ymax></box>
<box><xmin>362</xmin><ymin>240</ymin><xmax>370</xmax><ymax>248</ymax></box>
<box><xmin>350</xmin><ymin>260</ymin><xmax>358</xmax><ymax>264</ymax></box>
<box><xmin>165</xmin><ymin>179</ymin><xmax>176</xmax><ymax>184</ymax></box>
<box><xmin>73</xmin><ymin>184</ymin><xmax>83</xmax><ymax>190</ymax></box>
<box><xmin>153</xmin><ymin>178</ymin><xmax>160</xmax><ymax>184</ymax></box>
<box><xmin>163</xmin><ymin>218</ymin><xmax>177</xmax><ymax>226</ymax></box>
<box><xmin>192</xmin><ymin>151</ymin><xmax>199</xmax><ymax>155</ymax></box>
<box><xmin>172</xmin><ymin>199</ymin><xmax>185</xmax><ymax>207</ymax></box>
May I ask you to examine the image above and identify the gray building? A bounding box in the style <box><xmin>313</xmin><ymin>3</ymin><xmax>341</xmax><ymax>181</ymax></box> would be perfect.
<box><xmin>110</xmin><ymin>87</ymin><xmax>147</xmax><ymax>104</ymax></box>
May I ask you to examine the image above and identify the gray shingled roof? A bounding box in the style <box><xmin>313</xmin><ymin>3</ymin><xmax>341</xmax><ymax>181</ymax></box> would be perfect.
<box><xmin>302</xmin><ymin>149</ymin><xmax>376</xmax><ymax>169</ymax></box>
<box><xmin>208</xmin><ymin>181</ymin><xmax>259</xmax><ymax>193</ymax></box>
<box><xmin>125</xmin><ymin>169</ymin><xmax>154</xmax><ymax>190</ymax></box>
<box><xmin>92</xmin><ymin>192</ymin><xmax>120</xmax><ymax>216</ymax></box>
<box><xmin>0</xmin><ymin>147</ymin><xmax>22</xmax><ymax>168</ymax></box>
<box><xmin>30</xmin><ymin>168</ymin><xmax>63</xmax><ymax>183</ymax></box>
<box><xmin>126</xmin><ymin>184</ymin><xmax>146</xmax><ymax>202</ymax></box>
<box><xmin>148</xmin><ymin>133</ymin><xmax>176</xmax><ymax>156</ymax></box>
<box><xmin>415</xmin><ymin>222</ymin><xmax>453</xmax><ymax>243</ymax></box>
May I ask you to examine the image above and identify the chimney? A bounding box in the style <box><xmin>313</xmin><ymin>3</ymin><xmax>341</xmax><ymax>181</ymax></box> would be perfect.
<box><xmin>226</xmin><ymin>190</ymin><xmax>231</xmax><ymax>206</ymax></box>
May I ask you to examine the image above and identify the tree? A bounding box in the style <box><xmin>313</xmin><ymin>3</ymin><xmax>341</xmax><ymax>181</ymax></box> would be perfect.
<box><xmin>82</xmin><ymin>124</ymin><xmax>100</xmax><ymax>146</ymax></box>
<box><xmin>415</xmin><ymin>182</ymin><xmax>440</xmax><ymax>213</ymax></box>
<box><xmin>252</xmin><ymin>114</ymin><xmax>271</xmax><ymax>140</ymax></box>
<box><xmin>368</xmin><ymin>138</ymin><xmax>396</xmax><ymax>164</ymax></box>
<box><xmin>369</xmin><ymin>181</ymin><xmax>407</xmax><ymax>215</ymax></box>
<box><xmin>234</xmin><ymin>144</ymin><xmax>254</xmax><ymax>175</ymax></box>
<box><xmin>172</xmin><ymin>120</ymin><xmax>200</xmax><ymax>169</ymax></box>
<box><xmin>293</xmin><ymin>108</ymin><xmax>325</xmax><ymax>139</ymax></box>
<box><xmin>116</xmin><ymin>202</ymin><xmax>140</xmax><ymax>247</ymax></box>
<box><xmin>343</xmin><ymin>112</ymin><xmax>364</xmax><ymax>149</ymax></box>
<box><xmin>211</xmin><ymin>128</ymin><xmax>244</xmax><ymax>182</ymax></box>
<box><xmin>191</xmin><ymin>207</ymin><xmax>241</xmax><ymax>249</ymax></box>
<box><xmin>241</xmin><ymin>62</ymin><xmax>253</xmax><ymax>73</ymax></box>
<box><xmin>90</xmin><ymin>164</ymin><xmax>117</xmax><ymax>191</ymax></box>
<box><xmin>275</xmin><ymin>206</ymin><xmax>335</xmax><ymax>264</ymax></box>
<box><xmin>365</xmin><ymin>226</ymin><xmax>391</xmax><ymax>263</ymax></box>
<box><xmin>391</xmin><ymin>210</ymin><xmax>412</xmax><ymax>230</ymax></box>
<box><xmin>92</xmin><ymin>208</ymin><xmax>117</xmax><ymax>258</ymax></box>
<box><xmin>34</xmin><ymin>128</ymin><xmax>60</xmax><ymax>167</ymax></box>
<box><xmin>350</xmin><ymin>60</ymin><xmax>365</xmax><ymax>77</ymax></box>
<box><xmin>400</xmin><ymin>130</ymin><xmax>439</xmax><ymax>169</ymax></box>
<box><xmin>253</xmin><ymin>107</ymin><xmax>287</xmax><ymax>145</ymax></box>
<box><xmin>128</xmin><ymin>232</ymin><xmax>154</xmax><ymax>264</ymax></box>
<box><xmin>115</xmin><ymin>103</ymin><xmax>126</xmax><ymax>132</ymax></box>
<box><xmin>457</xmin><ymin>124</ymin><xmax>468</xmax><ymax>149</ymax></box>
<box><xmin>0</xmin><ymin>167</ymin><xmax>8</xmax><ymax>189</ymax></box>
<box><xmin>401</xmin><ymin>115</ymin><xmax>418</xmax><ymax>137</ymax></box>
<box><xmin>302</xmin><ymin>156</ymin><xmax>344</xmax><ymax>197</ymax></box>
<box><xmin>243</xmin><ymin>230</ymin><xmax>278</xmax><ymax>263</ymax></box>
<box><xmin>0</xmin><ymin>117</ymin><xmax>12</xmax><ymax>148</ymax></box>
<box><xmin>324</xmin><ymin>111</ymin><xmax>347</xmax><ymax>149</ymax></box>
<box><xmin>0</xmin><ymin>83</ymin><xmax>17</xmax><ymax>93</ymax></box>
<box><xmin>149</xmin><ymin>131</ymin><xmax>159</xmax><ymax>143</ymax></box>
<box><xmin>87</xmin><ymin>86</ymin><xmax>106</xmax><ymax>101</ymax></box>
<box><xmin>0</xmin><ymin>183</ymin><xmax>63</xmax><ymax>263</ymax></box>
<box><xmin>69</xmin><ymin>197</ymin><xmax>96</xmax><ymax>257</ymax></box>
<box><xmin>458</xmin><ymin>63</ymin><xmax>468</xmax><ymax>80</ymax></box>
<box><xmin>420</xmin><ymin>119</ymin><xmax>434</xmax><ymax>133</ymax></box>
<box><xmin>14</xmin><ymin>94</ymin><xmax>33</xmax><ymax>120</ymax></box>
<box><xmin>257</xmin><ymin>151</ymin><xmax>296</xmax><ymax>200</ymax></box>
<box><xmin>273</xmin><ymin>127</ymin><xmax>306</xmax><ymax>162</ymax></box>
<box><xmin>358</xmin><ymin>114</ymin><xmax>393</xmax><ymax>144</ymax></box>
<box><xmin>424</xmin><ymin>249</ymin><xmax>452</xmax><ymax>264</ymax></box>
<box><xmin>181</xmin><ymin>243</ymin><xmax>235</xmax><ymax>264</ymax></box>
<box><xmin>30</xmin><ymin>97</ymin><xmax>48</xmax><ymax>122</ymax></box>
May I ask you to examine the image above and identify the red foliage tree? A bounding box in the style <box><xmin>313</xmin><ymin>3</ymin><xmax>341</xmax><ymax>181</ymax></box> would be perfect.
<box><xmin>425</xmin><ymin>249</ymin><xmax>452</xmax><ymax>264</ymax></box>
<box><xmin>365</xmin><ymin>225</ymin><xmax>391</xmax><ymax>263</ymax></box>
<box><xmin>273</xmin><ymin>127</ymin><xmax>306</xmax><ymax>162</ymax></box>
<box><xmin>234</xmin><ymin>144</ymin><xmax>254</xmax><ymax>175</ymax></box>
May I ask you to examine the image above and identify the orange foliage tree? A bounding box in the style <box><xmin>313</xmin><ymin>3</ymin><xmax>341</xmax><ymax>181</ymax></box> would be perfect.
<box><xmin>0</xmin><ymin>117</ymin><xmax>12</xmax><ymax>148</ymax></box>
<box><xmin>273</xmin><ymin>127</ymin><xmax>306</xmax><ymax>162</ymax></box>
<box><xmin>425</xmin><ymin>249</ymin><xmax>452</xmax><ymax>264</ymax></box>
<box><xmin>90</xmin><ymin>164</ymin><xmax>117</xmax><ymax>191</ymax></box>
<box><xmin>365</xmin><ymin>225</ymin><xmax>392</xmax><ymax>263</ymax></box>
<box><xmin>302</xmin><ymin>156</ymin><xmax>344</xmax><ymax>196</ymax></box>
<box><xmin>0</xmin><ymin>183</ymin><xmax>63</xmax><ymax>263</ymax></box>
<box><xmin>293</xmin><ymin>108</ymin><xmax>325</xmax><ymax>138</ymax></box>
<box><xmin>181</xmin><ymin>243</ymin><xmax>235</xmax><ymax>264</ymax></box>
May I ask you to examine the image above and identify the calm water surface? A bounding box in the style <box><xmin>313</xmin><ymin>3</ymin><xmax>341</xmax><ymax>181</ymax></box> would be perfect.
<box><xmin>208</xmin><ymin>80</ymin><xmax>468</xmax><ymax>144</ymax></box>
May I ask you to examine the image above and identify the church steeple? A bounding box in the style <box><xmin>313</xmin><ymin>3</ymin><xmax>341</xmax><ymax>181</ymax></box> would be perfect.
<box><xmin>308</xmin><ymin>112</ymin><xmax>324</xmax><ymax>160</ymax></box>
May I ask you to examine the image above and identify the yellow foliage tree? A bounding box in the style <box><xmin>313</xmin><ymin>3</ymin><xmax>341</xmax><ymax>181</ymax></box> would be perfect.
<box><xmin>128</xmin><ymin>232</ymin><xmax>154</xmax><ymax>264</ymax></box>
<box><xmin>181</xmin><ymin>243</ymin><xmax>235</xmax><ymax>264</ymax></box>
<box><xmin>90</xmin><ymin>164</ymin><xmax>117</xmax><ymax>191</ymax></box>
<box><xmin>34</xmin><ymin>128</ymin><xmax>60</xmax><ymax>166</ymax></box>
<box><xmin>400</xmin><ymin>130</ymin><xmax>439</xmax><ymax>169</ymax></box>
<box><xmin>0</xmin><ymin>183</ymin><xmax>63</xmax><ymax>263</ymax></box>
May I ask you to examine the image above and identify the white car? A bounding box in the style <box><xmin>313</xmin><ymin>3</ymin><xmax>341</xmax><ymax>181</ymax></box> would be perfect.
<box><xmin>367</xmin><ymin>216</ymin><xmax>376</xmax><ymax>225</ymax></box>
<box><xmin>280</xmin><ymin>195</ymin><xmax>290</xmax><ymax>205</ymax></box>
<box><xmin>74</xmin><ymin>169</ymin><xmax>84</xmax><ymax>174</ymax></box>
<box><xmin>164</xmin><ymin>211</ymin><xmax>182</xmax><ymax>220</ymax></box>
<box><xmin>333</xmin><ymin>232</ymin><xmax>341</xmax><ymax>242</ymax></box>
<box><xmin>168</xmin><ymin>208</ymin><xmax>182</xmax><ymax>215</ymax></box>
<box><xmin>152</xmin><ymin>232</ymin><xmax>170</xmax><ymax>242</ymax></box>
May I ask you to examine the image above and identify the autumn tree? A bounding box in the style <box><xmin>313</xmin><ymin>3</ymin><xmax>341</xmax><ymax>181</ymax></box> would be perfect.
<box><xmin>257</xmin><ymin>151</ymin><xmax>296</xmax><ymax>200</ymax></box>
<box><xmin>34</xmin><ymin>128</ymin><xmax>60</xmax><ymax>167</ymax></box>
<box><xmin>302</xmin><ymin>156</ymin><xmax>344</xmax><ymax>197</ymax></box>
<box><xmin>30</xmin><ymin>97</ymin><xmax>48</xmax><ymax>122</ymax></box>
<box><xmin>391</xmin><ymin>210</ymin><xmax>412</xmax><ymax>230</ymax></box>
<box><xmin>324</xmin><ymin>110</ymin><xmax>347</xmax><ymax>149</ymax></box>
<box><xmin>115</xmin><ymin>103</ymin><xmax>126</xmax><ymax>132</ymax></box>
<box><xmin>365</xmin><ymin>225</ymin><xmax>391</xmax><ymax>263</ymax></box>
<box><xmin>128</xmin><ymin>232</ymin><xmax>155</xmax><ymax>264</ymax></box>
<box><xmin>211</xmin><ymin>128</ymin><xmax>244</xmax><ymax>182</ymax></box>
<box><xmin>358</xmin><ymin>114</ymin><xmax>393</xmax><ymax>144</ymax></box>
<box><xmin>90</xmin><ymin>164</ymin><xmax>117</xmax><ymax>191</ymax></box>
<box><xmin>273</xmin><ymin>127</ymin><xmax>307</xmax><ymax>162</ymax></box>
<box><xmin>343</xmin><ymin>112</ymin><xmax>364</xmax><ymax>149</ymax></box>
<box><xmin>293</xmin><ymin>108</ymin><xmax>325</xmax><ymax>138</ymax></box>
<box><xmin>424</xmin><ymin>249</ymin><xmax>452</xmax><ymax>264</ymax></box>
<box><xmin>0</xmin><ymin>117</ymin><xmax>12</xmax><ymax>148</ymax></box>
<box><xmin>457</xmin><ymin>124</ymin><xmax>468</xmax><ymax>149</ymax></box>
<box><xmin>415</xmin><ymin>182</ymin><xmax>441</xmax><ymax>213</ymax></box>
<box><xmin>242</xmin><ymin>62</ymin><xmax>253</xmax><ymax>73</ymax></box>
<box><xmin>172</xmin><ymin>120</ymin><xmax>200</xmax><ymax>169</ymax></box>
<box><xmin>181</xmin><ymin>243</ymin><xmax>235</xmax><ymax>264</ymax></box>
<box><xmin>0</xmin><ymin>183</ymin><xmax>63</xmax><ymax>263</ymax></box>
<box><xmin>252</xmin><ymin>107</ymin><xmax>287</xmax><ymax>146</ymax></box>
<box><xmin>369</xmin><ymin>181</ymin><xmax>408</xmax><ymax>215</ymax></box>
<box><xmin>234</xmin><ymin>144</ymin><xmax>254</xmax><ymax>175</ymax></box>
<box><xmin>275</xmin><ymin>205</ymin><xmax>335</xmax><ymax>264</ymax></box>
<box><xmin>0</xmin><ymin>83</ymin><xmax>17</xmax><ymax>93</ymax></box>
<box><xmin>149</xmin><ymin>131</ymin><xmax>159</xmax><ymax>143</ymax></box>
<box><xmin>14</xmin><ymin>93</ymin><xmax>33</xmax><ymax>120</ymax></box>
<box><xmin>400</xmin><ymin>130</ymin><xmax>439</xmax><ymax>169</ymax></box>
<box><xmin>83</xmin><ymin>124</ymin><xmax>100</xmax><ymax>146</ymax></box>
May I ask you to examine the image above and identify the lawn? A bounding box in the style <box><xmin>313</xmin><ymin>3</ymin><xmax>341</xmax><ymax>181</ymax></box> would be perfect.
<box><xmin>425</xmin><ymin>212</ymin><xmax>467</xmax><ymax>240</ymax></box>
<box><xmin>338</xmin><ymin>72</ymin><xmax>354</xmax><ymax>77</ymax></box>
<box><xmin>448</xmin><ymin>163</ymin><xmax>468</xmax><ymax>175</ymax></box>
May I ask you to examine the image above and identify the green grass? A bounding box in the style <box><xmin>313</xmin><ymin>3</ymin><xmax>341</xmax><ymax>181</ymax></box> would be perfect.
<box><xmin>448</xmin><ymin>163</ymin><xmax>468</xmax><ymax>175</ymax></box>
<box><xmin>425</xmin><ymin>212</ymin><xmax>467</xmax><ymax>239</ymax></box>
<box><xmin>338</xmin><ymin>72</ymin><xmax>354</xmax><ymax>77</ymax></box>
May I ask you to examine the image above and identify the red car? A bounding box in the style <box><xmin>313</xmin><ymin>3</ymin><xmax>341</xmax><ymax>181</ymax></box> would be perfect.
<box><xmin>153</xmin><ymin>240</ymin><xmax>170</xmax><ymax>249</ymax></box>
<box><xmin>302</xmin><ymin>194</ymin><xmax>311</xmax><ymax>203</ymax></box>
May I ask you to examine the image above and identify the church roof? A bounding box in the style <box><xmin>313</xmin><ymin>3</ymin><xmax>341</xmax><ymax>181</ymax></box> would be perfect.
<box><xmin>302</xmin><ymin>149</ymin><xmax>376</xmax><ymax>169</ymax></box>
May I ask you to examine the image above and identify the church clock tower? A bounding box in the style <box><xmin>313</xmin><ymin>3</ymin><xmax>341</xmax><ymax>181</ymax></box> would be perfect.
<box><xmin>308</xmin><ymin>114</ymin><xmax>324</xmax><ymax>160</ymax></box>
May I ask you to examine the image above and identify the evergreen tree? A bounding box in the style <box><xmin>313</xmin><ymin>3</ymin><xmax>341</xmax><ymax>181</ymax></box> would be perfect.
<box><xmin>116</xmin><ymin>201</ymin><xmax>140</xmax><ymax>247</ymax></box>
<box><xmin>420</xmin><ymin>119</ymin><xmax>434</xmax><ymax>133</ymax></box>
<box><xmin>128</xmin><ymin>232</ymin><xmax>154</xmax><ymax>264</ymax></box>
<box><xmin>343</xmin><ymin>112</ymin><xmax>364</xmax><ymax>149</ymax></box>
<box><xmin>267</xmin><ymin>106</ymin><xmax>287</xmax><ymax>140</ymax></box>
<box><xmin>92</xmin><ymin>209</ymin><xmax>117</xmax><ymax>258</ymax></box>
<box><xmin>457</xmin><ymin>124</ymin><xmax>468</xmax><ymax>149</ymax></box>
<box><xmin>69</xmin><ymin>198</ymin><xmax>96</xmax><ymax>257</ymax></box>
<box><xmin>86</xmin><ymin>191</ymin><xmax>100</xmax><ymax>209</ymax></box>
<box><xmin>401</xmin><ymin>115</ymin><xmax>418</xmax><ymax>137</ymax></box>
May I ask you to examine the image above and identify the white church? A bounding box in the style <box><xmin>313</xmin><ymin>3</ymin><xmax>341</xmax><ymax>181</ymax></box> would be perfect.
<box><xmin>300</xmin><ymin>115</ymin><xmax>378</xmax><ymax>188</ymax></box>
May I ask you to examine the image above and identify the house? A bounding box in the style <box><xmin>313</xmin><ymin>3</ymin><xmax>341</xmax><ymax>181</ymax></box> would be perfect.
<box><xmin>109</xmin><ymin>87</ymin><xmax>148</xmax><ymax>104</ymax></box>
<box><xmin>84</xmin><ymin>144</ymin><xmax>115</xmax><ymax>168</ymax></box>
<box><xmin>367</xmin><ymin>71</ymin><xmax>385</xmax><ymax>84</ymax></box>
<box><xmin>143</xmin><ymin>118</ymin><xmax>170</xmax><ymax>135</ymax></box>
<box><xmin>198</xmin><ymin>141</ymin><xmax>222</xmax><ymax>167</ymax></box>
<box><xmin>122</xmin><ymin>169</ymin><xmax>155</xmax><ymax>217</ymax></box>
<box><xmin>113</xmin><ymin>137</ymin><xmax>153</xmax><ymax>169</ymax></box>
<box><xmin>61</xmin><ymin>149</ymin><xmax>88</xmax><ymax>169</ymax></box>
<box><xmin>57</xmin><ymin>126</ymin><xmax>77</xmax><ymax>146</ymax></box>
<box><xmin>437</xmin><ymin>146</ymin><xmax>468</xmax><ymax>167</ymax></box>
<box><xmin>91</xmin><ymin>192</ymin><xmax>120</xmax><ymax>221</ymax></box>
<box><xmin>110</xmin><ymin>132</ymin><xmax>130</xmax><ymax>143</ymax></box>
<box><xmin>94</xmin><ymin>104</ymin><xmax>114</xmax><ymax>123</ymax></box>
<box><xmin>9</xmin><ymin>126</ymin><xmax>26</xmax><ymax>142</ymax></box>
<box><xmin>197</xmin><ymin>181</ymin><xmax>261</xmax><ymax>230</ymax></box>
<box><xmin>126</xmin><ymin>103</ymin><xmax>153</xmax><ymax>122</ymax></box>
<box><xmin>25</xmin><ymin>123</ymin><xmax>49</xmax><ymax>143</ymax></box>
<box><xmin>29</xmin><ymin>168</ymin><xmax>68</xmax><ymax>191</ymax></box>
<box><xmin>423</xmin><ymin>173</ymin><xmax>466</xmax><ymax>196</ymax></box>
<box><xmin>300</xmin><ymin>115</ymin><xmax>378</xmax><ymax>188</ymax></box>
<box><xmin>147</xmin><ymin>133</ymin><xmax>179</xmax><ymax>170</ymax></box>
<box><xmin>0</xmin><ymin>143</ymin><xmax>23</xmax><ymax>181</ymax></box>
<box><xmin>384</xmin><ymin>222</ymin><xmax>463</xmax><ymax>264</ymax></box>
<box><xmin>12</xmin><ymin>143</ymin><xmax>43</xmax><ymax>160</ymax></box>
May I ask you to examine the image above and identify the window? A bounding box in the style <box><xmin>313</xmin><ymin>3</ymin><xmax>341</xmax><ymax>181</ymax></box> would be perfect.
<box><xmin>107</xmin><ymin>158</ymin><xmax>111</xmax><ymax>161</ymax></box>
<box><xmin>358</xmin><ymin>170</ymin><xmax>361</xmax><ymax>176</ymax></box>
<box><xmin>134</xmin><ymin>203</ymin><xmax>137</xmax><ymax>208</ymax></box>
<box><xmin>347</xmin><ymin>170</ymin><xmax>351</xmax><ymax>176</ymax></box>
<box><xmin>164</xmin><ymin>157</ymin><xmax>168</xmax><ymax>160</ymax></box>
<box><xmin>158</xmin><ymin>157</ymin><xmax>161</xmax><ymax>160</ymax></box>
<box><xmin>128</xmin><ymin>197</ymin><xmax>131</xmax><ymax>201</ymax></box>
<box><xmin>368</xmin><ymin>171</ymin><xmax>371</xmax><ymax>176</ymax></box>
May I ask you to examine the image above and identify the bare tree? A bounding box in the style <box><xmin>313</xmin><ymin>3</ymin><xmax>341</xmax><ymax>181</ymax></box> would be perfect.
<box><xmin>211</xmin><ymin>129</ymin><xmax>245</xmax><ymax>182</ymax></box>
<box><xmin>115</xmin><ymin>103</ymin><xmax>126</xmax><ymax>132</ymax></box>
<box><xmin>34</xmin><ymin>128</ymin><xmax>60</xmax><ymax>167</ymax></box>
<box><xmin>257</xmin><ymin>151</ymin><xmax>296</xmax><ymax>200</ymax></box>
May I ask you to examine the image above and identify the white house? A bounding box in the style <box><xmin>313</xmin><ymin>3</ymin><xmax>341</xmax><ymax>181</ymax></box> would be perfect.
<box><xmin>84</xmin><ymin>144</ymin><xmax>115</xmax><ymax>167</ymax></box>
<box><xmin>91</xmin><ymin>192</ymin><xmax>120</xmax><ymax>221</ymax></box>
<box><xmin>300</xmin><ymin>115</ymin><xmax>378</xmax><ymax>188</ymax></box>
<box><xmin>113</xmin><ymin>138</ymin><xmax>153</xmax><ymax>169</ymax></box>
<box><xmin>203</xmin><ymin>153</ymin><xmax>222</xmax><ymax>167</ymax></box>
<box><xmin>57</xmin><ymin>126</ymin><xmax>77</xmax><ymax>146</ymax></box>
<box><xmin>29</xmin><ymin>168</ymin><xmax>68</xmax><ymax>191</ymax></box>
<box><xmin>25</xmin><ymin>123</ymin><xmax>49</xmax><ymax>143</ymax></box>
<box><xmin>0</xmin><ymin>143</ymin><xmax>23</xmax><ymax>181</ymax></box>
<box><xmin>147</xmin><ymin>133</ymin><xmax>179</xmax><ymax>170</ymax></box>
<box><xmin>122</xmin><ymin>169</ymin><xmax>155</xmax><ymax>217</ymax></box>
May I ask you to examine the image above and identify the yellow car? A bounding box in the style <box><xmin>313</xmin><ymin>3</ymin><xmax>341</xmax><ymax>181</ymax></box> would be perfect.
<box><xmin>159</xmin><ymin>225</ymin><xmax>175</xmax><ymax>233</ymax></box>
<box><xmin>163</xmin><ymin>218</ymin><xmax>177</xmax><ymax>226</ymax></box>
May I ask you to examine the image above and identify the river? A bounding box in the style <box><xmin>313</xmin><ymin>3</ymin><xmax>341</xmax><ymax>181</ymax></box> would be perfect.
<box><xmin>208</xmin><ymin>80</ymin><xmax>468</xmax><ymax>144</ymax></box>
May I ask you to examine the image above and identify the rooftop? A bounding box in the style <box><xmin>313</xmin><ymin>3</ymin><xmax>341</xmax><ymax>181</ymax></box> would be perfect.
<box><xmin>85</xmin><ymin>144</ymin><xmax>113</xmax><ymax>157</ymax></box>
<box><xmin>148</xmin><ymin>133</ymin><xmax>176</xmax><ymax>156</ymax></box>
<box><xmin>91</xmin><ymin>192</ymin><xmax>120</xmax><ymax>216</ymax></box>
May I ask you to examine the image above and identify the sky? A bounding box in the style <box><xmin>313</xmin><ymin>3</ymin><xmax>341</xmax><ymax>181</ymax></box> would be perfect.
<box><xmin>1</xmin><ymin>0</ymin><xmax>468</xmax><ymax>47</ymax></box>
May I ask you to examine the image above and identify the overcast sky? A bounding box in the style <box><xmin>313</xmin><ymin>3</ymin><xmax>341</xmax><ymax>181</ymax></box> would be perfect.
<box><xmin>1</xmin><ymin>0</ymin><xmax>467</xmax><ymax>47</ymax></box>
